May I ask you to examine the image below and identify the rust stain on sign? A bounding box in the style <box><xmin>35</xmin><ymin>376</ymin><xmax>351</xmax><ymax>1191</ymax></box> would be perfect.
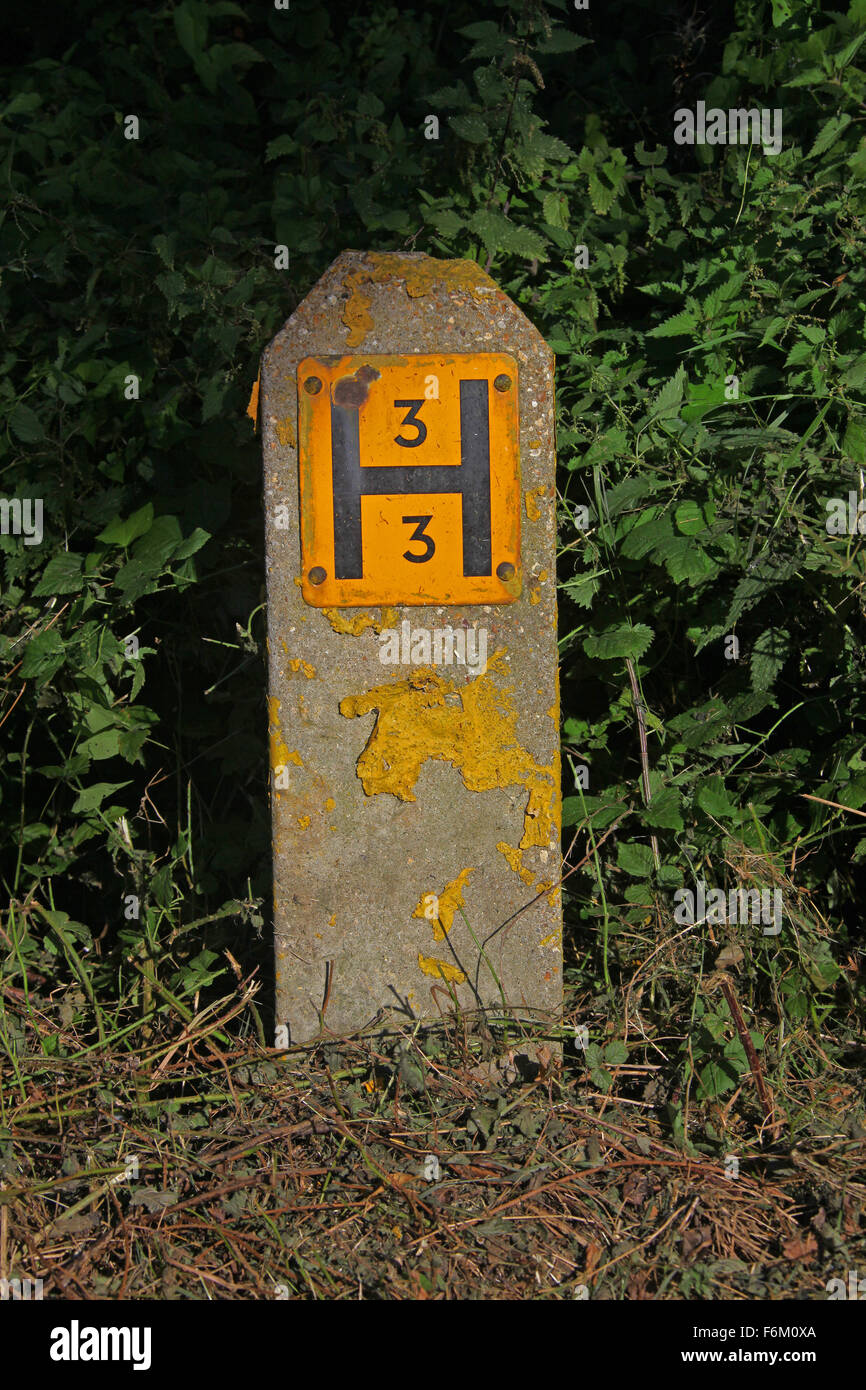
<box><xmin>298</xmin><ymin>353</ymin><xmax>521</xmax><ymax>608</ymax></box>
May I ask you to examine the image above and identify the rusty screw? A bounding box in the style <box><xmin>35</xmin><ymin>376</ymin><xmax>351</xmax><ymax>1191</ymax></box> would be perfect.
<box><xmin>304</xmin><ymin>376</ymin><xmax>323</xmax><ymax>395</ymax></box>
<box><xmin>497</xmin><ymin>561</ymin><xmax>516</xmax><ymax>582</ymax></box>
<box><xmin>308</xmin><ymin>566</ymin><xmax>327</xmax><ymax>585</ymax></box>
<box><xmin>493</xmin><ymin>374</ymin><xmax>512</xmax><ymax>393</ymax></box>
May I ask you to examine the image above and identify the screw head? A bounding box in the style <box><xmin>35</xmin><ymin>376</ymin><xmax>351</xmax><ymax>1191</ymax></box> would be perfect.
<box><xmin>308</xmin><ymin>566</ymin><xmax>327</xmax><ymax>586</ymax></box>
<box><xmin>497</xmin><ymin>561</ymin><xmax>516</xmax><ymax>582</ymax></box>
<box><xmin>304</xmin><ymin>376</ymin><xmax>323</xmax><ymax>395</ymax></box>
<box><xmin>493</xmin><ymin>374</ymin><xmax>512</xmax><ymax>393</ymax></box>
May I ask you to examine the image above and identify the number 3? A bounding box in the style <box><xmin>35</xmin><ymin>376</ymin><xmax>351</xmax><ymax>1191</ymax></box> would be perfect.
<box><xmin>402</xmin><ymin>515</ymin><xmax>435</xmax><ymax>563</ymax></box>
<box><xmin>394</xmin><ymin>399</ymin><xmax>427</xmax><ymax>447</ymax></box>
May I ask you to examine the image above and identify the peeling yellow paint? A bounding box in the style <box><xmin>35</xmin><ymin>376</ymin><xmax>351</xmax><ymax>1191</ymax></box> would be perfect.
<box><xmin>341</xmin><ymin>657</ymin><xmax>556</xmax><ymax>875</ymax></box>
<box><xmin>525</xmin><ymin>485</ymin><xmax>545</xmax><ymax>521</ymax></box>
<box><xmin>298</xmin><ymin>815</ymin><xmax>311</xmax><ymax>829</ymax></box>
<box><xmin>275</xmin><ymin>416</ymin><xmax>296</xmax><ymax>448</ymax></box>
<box><xmin>328</xmin><ymin>913</ymin><xmax>337</xmax><ymax>927</ymax></box>
<box><xmin>528</xmin><ymin>567</ymin><xmax>549</xmax><ymax>605</ymax></box>
<box><xmin>325</xmin><ymin>798</ymin><xmax>336</xmax><ymax>813</ymax></box>
<box><xmin>412</xmin><ymin>866</ymin><xmax>474</xmax><ymax>941</ymax></box>
<box><xmin>497</xmin><ymin>841</ymin><xmax>535</xmax><ymax>885</ymax></box>
<box><xmin>289</xmin><ymin>657</ymin><xmax>316</xmax><ymax>678</ymax></box>
<box><xmin>322</xmin><ymin>606</ymin><xmax>399</xmax><ymax>636</ymax></box>
<box><xmin>547</xmin><ymin>705</ymin><xmax>558</xmax><ymax>721</ymax></box>
<box><xmin>267</xmin><ymin>696</ymin><xmax>303</xmax><ymax>771</ymax></box>
<box><xmin>341</xmin><ymin>253</ymin><xmax>500</xmax><ymax>349</ymax></box>
<box><xmin>246</xmin><ymin>374</ymin><xmax>259</xmax><ymax>430</ymax></box>
<box><xmin>341</xmin><ymin>282</ymin><xmax>373</xmax><ymax>347</ymax></box>
<box><xmin>539</xmin><ymin>927</ymin><xmax>562</xmax><ymax>948</ymax></box>
<box><xmin>418</xmin><ymin>952</ymin><xmax>466</xmax><ymax>984</ymax></box>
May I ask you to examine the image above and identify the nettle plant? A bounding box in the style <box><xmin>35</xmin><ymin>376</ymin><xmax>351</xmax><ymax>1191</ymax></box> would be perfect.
<box><xmin>0</xmin><ymin>0</ymin><xmax>862</xmax><ymax>1087</ymax></box>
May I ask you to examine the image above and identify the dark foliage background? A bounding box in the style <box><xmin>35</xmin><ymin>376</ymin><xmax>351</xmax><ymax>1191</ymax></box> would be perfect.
<box><xmin>1</xmin><ymin>0</ymin><xmax>864</xmax><ymax>1110</ymax></box>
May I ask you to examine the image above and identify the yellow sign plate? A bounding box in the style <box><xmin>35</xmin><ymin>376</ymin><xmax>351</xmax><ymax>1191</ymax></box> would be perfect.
<box><xmin>297</xmin><ymin>353</ymin><xmax>521</xmax><ymax>607</ymax></box>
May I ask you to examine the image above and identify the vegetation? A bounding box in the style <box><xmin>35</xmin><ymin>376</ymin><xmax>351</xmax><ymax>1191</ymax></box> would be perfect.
<box><xmin>1</xmin><ymin>0</ymin><xmax>864</xmax><ymax>1299</ymax></box>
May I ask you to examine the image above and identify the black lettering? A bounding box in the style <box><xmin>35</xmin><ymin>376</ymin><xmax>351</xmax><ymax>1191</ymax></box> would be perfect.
<box><xmin>402</xmin><ymin>515</ymin><xmax>435</xmax><ymax>563</ymax></box>
<box><xmin>330</xmin><ymin>379</ymin><xmax>492</xmax><ymax>580</ymax></box>
<box><xmin>393</xmin><ymin>400</ymin><xmax>427</xmax><ymax>447</ymax></box>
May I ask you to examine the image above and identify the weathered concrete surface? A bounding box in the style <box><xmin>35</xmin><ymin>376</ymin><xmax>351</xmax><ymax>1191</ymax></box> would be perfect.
<box><xmin>262</xmin><ymin>252</ymin><xmax>561</xmax><ymax>1048</ymax></box>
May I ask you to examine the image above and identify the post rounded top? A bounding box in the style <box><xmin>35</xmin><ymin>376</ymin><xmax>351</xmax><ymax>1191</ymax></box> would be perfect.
<box><xmin>264</xmin><ymin>249</ymin><xmax>551</xmax><ymax>362</ymax></box>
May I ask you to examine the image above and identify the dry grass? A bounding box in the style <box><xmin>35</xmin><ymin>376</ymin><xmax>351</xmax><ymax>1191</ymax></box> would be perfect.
<box><xmin>2</xmin><ymin>973</ymin><xmax>864</xmax><ymax>1301</ymax></box>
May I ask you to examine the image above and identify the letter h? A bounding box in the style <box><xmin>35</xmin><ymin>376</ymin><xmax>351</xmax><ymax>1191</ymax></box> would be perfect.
<box><xmin>330</xmin><ymin>380</ymin><xmax>492</xmax><ymax>579</ymax></box>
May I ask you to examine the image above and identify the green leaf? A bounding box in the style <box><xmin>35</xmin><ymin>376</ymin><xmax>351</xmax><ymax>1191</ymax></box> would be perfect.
<box><xmin>643</xmin><ymin>788</ymin><xmax>684</xmax><ymax>832</ymax></box>
<box><xmin>541</xmin><ymin>191</ymin><xmax>569</xmax><ymax>230</ymax></box>
<box><xmin>71</xmin><ymin>781</ymin><xmax>132</xmax><ymax>814</ymax></box>
<box><xmin>265</xmin><ymin>134</ymin><xmax>299</xmax><ymax>161</ymax></box>
<box><xmin>467</xmin><ymin>210</ymin><xmax>548</xmax><ymax>262</ymax></box>
<box><xmin>697</xmin><ymin>775</ymin><xmax>737</xmax><ymax>819</ymax></box>
<box><xmin>536</xmin><ymin>32</ymin><xmax>590</xmax><ymax>54</ymax></box>
<box><xmin>604</xmin><ymin>1040</ymin><xmax>629</xmax><ymax>1065</ymax></box>
<box><xmin>32</xmin><ymin>553</ymin><xmax>84</xmax><ymax>596</ymax></box>
<box><xmin>649</xmin><ymin>309</ymin><xmax>699</xmax><ymax>338</ymax></box>
<box><xmin>78</xmin><ymin>729</ymin><xmax>121</xmax><ymax>760</ymax></box>
<box><xmin>21</xmin><ymin>629</ymin><xmax>65</xmax><ymax>682</ymax></box>
<box><xmin>97</xmin><ymin>504</ymin><xmax>154</xmax><ymax>548</ymax></box>
<box><xmin>674</xmin><ymin>501</ymin><xmax>704</xmax><ymax>535</ymax></box>
<box><xmin>2</xmin><ymin>92</ymin><xmax>42</xmax><ymax>119</ymax></box>
<box><xmin>751</xmin><ymin>627</ymin><xmax>790</xmax><ymax>692</ymax></box>
<box><xmin>155</xmin><ymin>270</ymin><xmax>186</xmax><ymax>307</ymax></box>
<box><xmin>649</xmin><ymin>363</ymin><xmax>687</xmax><ymax>418</ymax></box>
<box><xmin>617</xmin><ymin>841</ymin><xmax>655</xmax><ymax>878</ymax></box>
<box><xmin>426</xmin><ymin>207</ymin><xmax>465</xmax><ymax>239</ymax></box>
<box><xmin>132</xmin><ymin>514</ymin><xmax>183</xmax><ymax>566</ymax></box>
<box><xmin>10</xmin><ymin>402</ymin><xmax>45</xmax><ymax>442</ymax></box>
<box><xmin>584</xmin><ymin>623</ymin><xmax>654</xmax><ymax>660</ymax></box>
<box><xmin>634</xmin><ymin>141</ymin><xmax>667</xmax><ymax>166</ymax></box>
<box><xmin>698</xmin><ymin>1059</ymin><xmax>739</xmax><ymax>1099</ymax></box>
<box><xmin>843</xmin><ymin>416</ymin><xmax>866</xmax><ymax>464</ymax></box>
<box><xmin>449</xmin><ymin>113</ymin><xmax>489</xmax><ymax>144</ymax></box>
<box><xmin>153</xmin><ymin>234</ymin><xmax>175</xmax><ymax>266</ymax></box>
<box><xmin>808</xmin><ymin>114</ymin><xmax>852</xmax><ymax>160</ymax></box>
<box><xmin>173</xmin><ymin>527</ymin><xmax>211</xmax><ymax>561</ymax></box>
<box><xmin>620</xmin><ymin>515</ymin><xmax>674</xmax><ymax>561</ymax></box>
<box><xmin>802</xmin><ymin>941</ymin><xmax>841</xmax><ymax>992</ymax></box>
